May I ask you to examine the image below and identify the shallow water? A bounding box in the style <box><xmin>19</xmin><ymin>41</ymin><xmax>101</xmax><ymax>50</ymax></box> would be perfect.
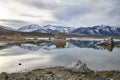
<box><xmin>0</xmin><ymin>39</ymin><xmax>120</xmax><ymax>73</ymax></box>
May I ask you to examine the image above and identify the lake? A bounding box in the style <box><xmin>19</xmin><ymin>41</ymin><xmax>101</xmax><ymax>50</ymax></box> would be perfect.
<box><xmin>0</xmin><ymin>38</ymin><xmax>120</xmax><ymax>73</ymax></box>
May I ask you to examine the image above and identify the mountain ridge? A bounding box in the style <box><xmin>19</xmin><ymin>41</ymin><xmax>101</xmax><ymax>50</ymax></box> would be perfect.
<box><xmin>72</xmin><ymin>25</ymin><xmax>120</xmax><ymax>36</ymax></box>
<box><xmin>0</xmin><ymin>24</ymin><xmax>120</xmax><ymax>36</ymax></box>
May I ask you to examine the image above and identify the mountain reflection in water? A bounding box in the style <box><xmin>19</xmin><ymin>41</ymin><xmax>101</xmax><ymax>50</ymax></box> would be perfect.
<box><xmin>0</xmin><ymin>40</ymin><xmax>120</xmax><ymax>52</ymax></box>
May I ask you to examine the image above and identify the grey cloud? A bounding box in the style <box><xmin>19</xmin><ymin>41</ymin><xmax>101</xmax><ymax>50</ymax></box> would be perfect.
<box><xmin>0</xmin><ymin>19</ymin><xmax>25</xmax><ymax>23</ymax></box>
<box><xmin>15</xmin><ymin>0</ymin><xmax>120</xmax><ymax>26</ymax></box>
<box><xmin>1</xmin><ymin>0</ymin><xmax>120</xmax><ymax>27</ymax></box>
<box><xmin>20</xmin><ymin>0</ymin><xmax>58</xmax><ymax>10</ymax></box>
<box><xmin>107</xmin><ymin>0</ymin><xmax>120</xmax><ymax>17</ymax></box>
<box><xmin>20</xmin><ymin>0</ymin><xmax>94</xmax><ymax>20</ymax></box>
<box><xmin>0</xmin><ymin>19</ymin><xmax>30</xmax><ymax>28</ymax></box>
<box><xmin>20</xmin><ymin>13</ymin><xmax>42</xmax><ymax>18</ymax></box>
<box><xmin>54</xmin><ymin>5</ymin><xmax>93</xmax><ymax>20</ymax></box>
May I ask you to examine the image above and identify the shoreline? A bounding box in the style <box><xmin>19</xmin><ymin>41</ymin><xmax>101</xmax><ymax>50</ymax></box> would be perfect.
<box><xmin>0</xmin><ymin>66</ymin><xmax>120</xmax><ymax>80</ymax></box>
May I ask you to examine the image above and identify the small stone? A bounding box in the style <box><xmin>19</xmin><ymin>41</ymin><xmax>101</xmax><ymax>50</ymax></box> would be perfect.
<box><xmin>18</xmin><ymin>63</ymin><xmax>22</xmax><ymax>65</ymax></box>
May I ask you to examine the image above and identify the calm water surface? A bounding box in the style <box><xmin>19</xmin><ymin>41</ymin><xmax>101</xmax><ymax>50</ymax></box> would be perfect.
<box><xmin>0</xmin><ymin>39</ymin><xmax>120</xmax><ymax>73</ymax></box>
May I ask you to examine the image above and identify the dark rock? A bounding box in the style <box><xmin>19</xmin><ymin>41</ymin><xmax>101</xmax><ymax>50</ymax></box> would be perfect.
<box><xmin>18</xmin><ymin>63</ymin><xmax>22</xmax><ymax>65</ymax></box>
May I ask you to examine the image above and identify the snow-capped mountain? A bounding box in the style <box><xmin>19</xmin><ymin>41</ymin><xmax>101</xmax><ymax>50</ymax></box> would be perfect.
<box><xmin>18</xmin><ymin>24</ymin><xmax>120</xmax><ymax>35</ymax></box>
<box><xmin>18</xmin><ymin>24</ymin><xmax>41</xmax><ymax>32</ymax></box>
<box><xmin>72</xmin><ymin>25</ymin><xmax>120</xmax><ymax>36</ymax></box>
<box><xmin>0</xmin><ymin>25</ymin><xmax>13</xmax><ymax>30</ymax></box>
<box><xmin>1</xmin><ymin>24</ymin><xmax>120</xmax><ymax>36</ymax></box>
<box><xmin>18</xmin><ymin>24</ymin><xmax>76</xmax><ymax>34</ymax></box>
<box><xmin>43</xmin><ymin>24</ymin><xmax>76</xmax><ymax>34</ymax></box>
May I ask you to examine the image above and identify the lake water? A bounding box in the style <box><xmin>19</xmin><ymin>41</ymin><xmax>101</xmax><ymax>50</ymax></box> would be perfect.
<box><xmin>0</xmin><ymin>39</ymin><xmax>120</xmax><ymax>73</ymax></box>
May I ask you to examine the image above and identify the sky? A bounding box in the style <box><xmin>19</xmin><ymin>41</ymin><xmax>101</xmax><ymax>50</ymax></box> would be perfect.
<box><xmin>0</xmin><ymin>0</ymin><xmax>120</xmax><ymax>28</ymax></box>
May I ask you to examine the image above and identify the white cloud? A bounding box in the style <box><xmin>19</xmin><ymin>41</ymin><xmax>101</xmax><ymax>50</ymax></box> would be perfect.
<box><xmin>0</xmin><ymin>0</ymin><xmax>119</xmax><ymax>28</ymax></box>
<box><xmin>0</xmin><ymin>0</ymin><xmax>56</xmax><ymax>27</ymax></box>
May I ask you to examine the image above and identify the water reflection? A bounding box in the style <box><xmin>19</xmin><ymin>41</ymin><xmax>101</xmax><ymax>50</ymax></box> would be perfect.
<box><xmin>97</xmin><ymin>44</ymin><xmax>114</xmax><ymax>52</ymax></box>
<box><xmin>0</xmin><ymin>40</ymin><xmax>120</xmax><ymax>51</ymax></box>
<box><xmin>54</xmin><ymin>40</ymin><xmax>66</xmax><ymax>48</ymax></box>
<box><xmin>96</xmin><ymin>41</ymin><xmax>120</xmax><ymax>52</ymax></box>
<box><xmin>71</xmin><ymin>41</ymin><xmax>99</xmax><ymax>49</ymax></box>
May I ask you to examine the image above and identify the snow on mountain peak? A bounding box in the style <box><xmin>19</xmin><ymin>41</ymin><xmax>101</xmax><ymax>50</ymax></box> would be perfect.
<box><xmin>18</xmin><ymin>24</ymin><xmax>42</xmax><ymax>32</ymax></box>
<box><xmin>16</xmin><ymin>24</ymin><xmax>120</xmax><ymax>35</ymax></box>
<box><xmin>93</xmin><ymin>25</ymin><xmax>111</xmax><ymax>28</ymax></box>
<box><xmin>43</xmin><ymin>24</ymin><xmax>76</xmax><ymax>33</ymax></box>
<box><xmin>18</xmin><ymin>24</ymin><xmax>76</xmax><ymax>34</ymax></box>
<box><xmin>72</xmin><ymin>25</ymin><xmax>120</xmax><ymax>36</ymax></box>
<box><xmin>0</xmin><ymin>25</ymin><xmax>13</xmax><ymax>30</ymax></box>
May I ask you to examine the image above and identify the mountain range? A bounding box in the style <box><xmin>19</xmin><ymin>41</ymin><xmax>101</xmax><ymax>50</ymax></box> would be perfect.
<box><xmin>0</xmin><ymin>24</ymin><xmax>120</xmax><ymax>36</ymax></box>
<box><xmin>18</xmin><ymin>24</ymin><xmax>76</xmax><ymax>34</ymax></box>
<box><xmin>72</xmin><ymin>25</ymin><xmax>120</xmax><ymax>36</ymax></box>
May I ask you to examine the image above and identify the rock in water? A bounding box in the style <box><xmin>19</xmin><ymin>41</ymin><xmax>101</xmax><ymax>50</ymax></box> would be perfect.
<box><xmin>66</xmin><ymin>60</ymin><xmax>91</xmax><ymax>73</ymax></box>
<box><xmin>108</xmin><ymin>37</ymin><xmax>114</xmax><ymax>45</ymax></box>
<box><xmin>97</xmin><ymin>37</ymin><xmax>114</xmax><ymax>45</ymax></box>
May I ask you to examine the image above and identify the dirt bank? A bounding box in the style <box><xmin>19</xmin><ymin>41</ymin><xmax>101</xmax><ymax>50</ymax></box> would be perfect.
<box><xmin>0</xmin><ymin>66</ymin><xmax>120</xmax><ymax>80</ymax></box>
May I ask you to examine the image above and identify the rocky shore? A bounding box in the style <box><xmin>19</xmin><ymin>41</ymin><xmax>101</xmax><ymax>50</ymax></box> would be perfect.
<box><xmin>0</xmin><ymin>61</ymin><xmax>120</xmax><ymax>80</ymax></box>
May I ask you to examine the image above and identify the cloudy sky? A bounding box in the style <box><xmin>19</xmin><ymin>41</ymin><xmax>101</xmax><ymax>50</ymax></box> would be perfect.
<box><xmin>0</xmin><ymin>0</ymin><xmax>120</xmax><ymax>28</ymax></box>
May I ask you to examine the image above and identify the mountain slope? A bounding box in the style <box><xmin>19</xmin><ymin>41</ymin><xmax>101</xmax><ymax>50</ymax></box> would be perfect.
<box><xmin>43</xmin><ymin>24</ymin><xmax>76</xmax><ymax>34</ymax></box>
<box><xmin>0</xmin><ymin>25</ymin><xmax>13</xmax><ymax>30</ymax></box>
<box><xmin>18</xmin><ymin>24</ymin><xmax>41</xmax><ymax>32</ymax></box>
<box><xmin>0</xmin><ymin>26</ymin><xmax>53</xmax><ymax>37</ymax></box>
<box><xmin>72</xmin><ymin>25</ymin><xmax>120</xmax><ymax>36</ymax></box>
<box><xmin>18</xmin><ymin>24</ymin><xmax>76</xmax><ymax>34</ymax></box>
<box><xmin>1</xmin><ymin>24</ymin><xmax>120</xmax><ymax>36</ymax></box>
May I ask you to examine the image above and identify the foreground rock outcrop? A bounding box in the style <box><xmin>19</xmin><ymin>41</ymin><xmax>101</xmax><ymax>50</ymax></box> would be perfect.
<box><xmin>66</xmin><ymin>60</ymin><xmax>91</xmax><ymax>73</ymax></box>
<box><xmin>0</xmin><ymin>60</ymin><xmax>120</xmax><ymax>80</ymax></box>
